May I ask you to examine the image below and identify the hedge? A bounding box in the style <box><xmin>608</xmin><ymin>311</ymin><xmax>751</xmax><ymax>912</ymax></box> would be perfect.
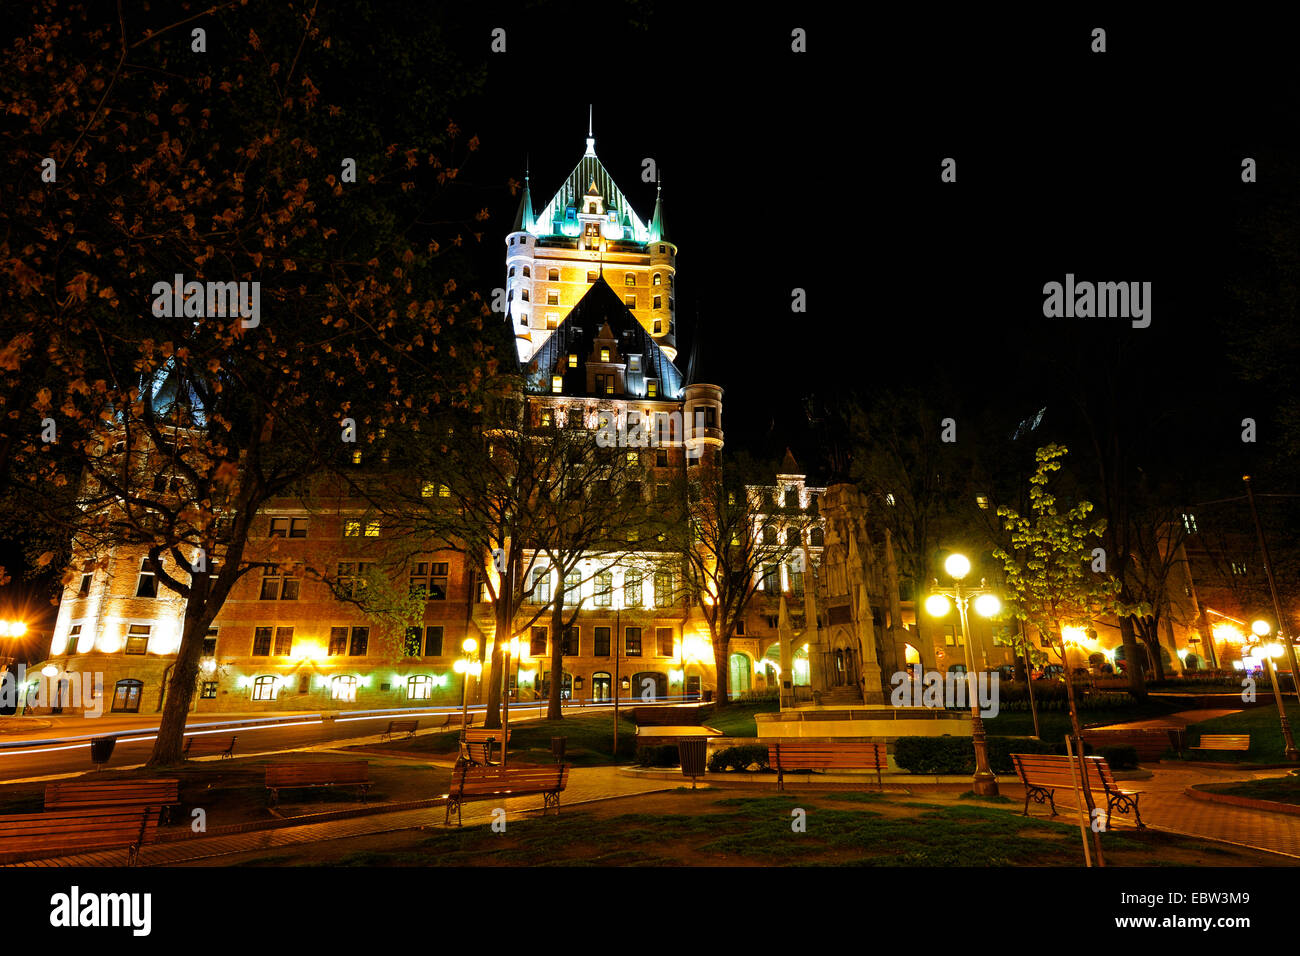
<box><xmin>634</xmin><ymin>745</ymin><xmax>680</xmax><ymax>768</ymax></box>
<box><xmin>707</xmin><ymin>745</ymin><xmax>772</xmax><ymax>773</ymax></box>
<box><xmin>894</xmin><ymin>735</ymin><xmax>1064</xmax><ymax>775</ymax></box>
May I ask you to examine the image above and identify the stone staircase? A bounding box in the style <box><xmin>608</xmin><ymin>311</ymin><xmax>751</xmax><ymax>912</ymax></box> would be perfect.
<box><xmin>816</xmin><ymin>686</ymin><xmax>864</xmax><ymax>705</ymax></box>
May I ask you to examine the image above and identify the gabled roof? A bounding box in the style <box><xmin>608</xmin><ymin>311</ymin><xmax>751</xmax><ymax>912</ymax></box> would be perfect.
<box><xmin>523</xmin><ymin>277</ymin><xmax>683</xmax><ymax>400</ymax></box>
<box><xmin>531</xmin><ymin>151</ymin><xmax>651</xmax><ymax>242</ymax></box>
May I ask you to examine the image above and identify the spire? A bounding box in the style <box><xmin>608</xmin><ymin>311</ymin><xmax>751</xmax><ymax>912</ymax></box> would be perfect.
<box><xmin>585</xmin><ymin>104</ymin><xmax>596</xmax><ymax>157</ymax></box>
<box><xmin>649</xmin><ymin>175</ymin><xmax>668</xmax><ymax>243</ymax></box>
<box><xmin>684</xmin><ymin>309</ymin><xmax>701</xmax><ymax>384</ymax></box>
<box><xmin>780</xmin><ymin>447</ymin><xmax>801</xmax><ymax>475</ymax></box>
<box><xmin>511</xmin><ymin>161</ymin><xmax>533</xmax><ymax>233</ymax></box>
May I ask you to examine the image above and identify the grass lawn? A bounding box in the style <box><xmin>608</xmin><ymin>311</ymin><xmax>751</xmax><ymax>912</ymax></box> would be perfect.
<box><xmin>985</xmin><ymin>698</ymin><xmax>1188</xmax><ymax>742</ymax></box>
<box><xmin>1181</xmin><ymin>703</ymin><xmax>1300</xmax><ymax>764</ymax></box>
<box><xmin>208</xmin><ymin>787</ymin><xmax>1283</xmax><ymax>867</ymax></box>
<box><xmin>702</xmin><ymin>700</ymin><xmax>780</xmax><ymax>737</ymax></box>
<box><xmin>0</xmin><ymin>754</ymin><xmax>451</xmax><ymax>830</ymax></box>
<box><xmin>1199</xmin><ymin>774</ymin><xmax>1300</xmax><ymax>806</ymax></box>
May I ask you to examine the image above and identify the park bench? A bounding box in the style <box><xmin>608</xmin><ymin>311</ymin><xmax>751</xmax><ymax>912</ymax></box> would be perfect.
<box><xmin>0</xmin><ymin>806</ymin><xmax>159</xmax><ymax>866</ymax></box>
<box><xmin>1079</xmin><ymin>727</ymin><xmax>1175</xmax><ymax>762</ymax></box>
<box><xmin>183</xmin><ymin>734</ymin><xmax>237</xmax><ymax>759</ymax></box>
<box><xmin>459</xmin><ymin>728</ymin><xmax>511</xmax><ymax>766</ymax></box>
<box><xmin>265</xmin><ymin>761</ymin><xmax>371</xmax><ymax>807</ymax></box>
<box><xmin>45</xmin><ymin>778</ymin><xmax>180</xmax><ymax>824</ymax></box>
<box><xmin>1011</xmin><ymin>753</ymin><xmax>1144</xmax><ymax>830</ymax></box>
<box><xmin>443</xmin><ymin>762</ymin><xmax>570</xmax><ymax>826</ymax></box>
<box><xmin>380</xmin><ymin>719</ymin><xmax>419</xmax><ymax>741</ymax></box>
<box><xmin>766</xmin><ymin>741</ymin><xmax>889</xmax><ymax>791</ymax></box>
<box><xmin>1189</xmin><ymin>734</ymin><xmax>1251</xmax><ymax>752</ymax></box>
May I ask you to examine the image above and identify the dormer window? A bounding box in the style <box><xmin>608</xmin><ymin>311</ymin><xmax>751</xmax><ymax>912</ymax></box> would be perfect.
<box><xmin>552</xmin><ymin>376</ymin><xmax>563</xmax><ymax>394</ymax></box>
<box><xmin>629</xmin><ymin>356</ymin><xmax>641</xmax><ymax>372</ymax></box>
<box><xmin>647</xmin><ymin>380</ymin><xmax>658</xmax><ymax>398</ymax></box>
<box><xmin>600</xmin><ymin>348</ymin><xmax>610</xmax><ymax>362</ymax></box>
<box><xmin>588</xmin><ymin>203</ymin><xmax>597</xmax><ymax>214</ymax></box>
<box><xmin>568</xmin><ymin>353</ymin><xmax>578</xmax><ymax>368</ymax></box>
<box><xmin>587</xmin><ymin>270</ymin><xmax>598</xmax><ymax>282</ymax></box>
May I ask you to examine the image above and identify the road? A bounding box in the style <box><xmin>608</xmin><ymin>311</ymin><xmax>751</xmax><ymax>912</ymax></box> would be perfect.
<box><xmin>0</xmin><ymin>701</ymin><xmax>567</xmax><ymax>781</ymax></box>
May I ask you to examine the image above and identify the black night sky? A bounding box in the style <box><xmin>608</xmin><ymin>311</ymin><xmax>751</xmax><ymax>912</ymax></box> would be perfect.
<box><xmin>3</xmin><ymin>4</ymin><xmax>1298</xmax><ymax>630</ymax></box>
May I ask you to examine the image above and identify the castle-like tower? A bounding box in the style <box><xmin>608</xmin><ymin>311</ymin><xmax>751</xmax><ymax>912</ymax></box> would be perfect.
<box><xmin>507</xmin><ymin>113</ymin><xmax>677</xmax><ymax>363</ymax></box>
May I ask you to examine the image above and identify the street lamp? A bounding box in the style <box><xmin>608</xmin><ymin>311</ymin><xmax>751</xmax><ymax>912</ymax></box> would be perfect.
<box><xmin>501</xmin><ymin>636</ymin><xmax>519</xmax><ymax>767</ymax></box>
<box><xmin>1250</xmin><ymin>620</ymin><xmax>1298</xmax><ymax>761</ymax></box>
<box><xmin>452</xmin><ymin>637</ymin><xmax>481</xmax><ymax>742</ymax></box>
<box><xmin>927</xmin><ymin>553</ymin><xmax>1000</xmax><ymax>796</ymax></box>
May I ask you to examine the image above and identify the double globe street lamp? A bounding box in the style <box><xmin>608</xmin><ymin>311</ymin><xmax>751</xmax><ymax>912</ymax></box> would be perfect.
<box><xmin>1247</xmin><ymin>619</ymin><xmax>1298</xmax><ymax>761</ymax></box>
<box><xmin>452</xmin><ymin>637</ymin><xmax>481</xmax><ymax>742</ymax></box>
<box><xmin>925</xmin><ymin>553</ymin><xmax>1002</xmax><ymax>796</ymax></box>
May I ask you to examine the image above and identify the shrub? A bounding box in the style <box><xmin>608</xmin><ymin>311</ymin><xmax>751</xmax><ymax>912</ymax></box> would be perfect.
<box><xmin>634</xmin><ymin>745</ymin><xmax>679</xmax><ymax>768</ymax></box>
<box><xmin>895</xmin><ymin>736</ymin><xmax>1064</xmax><ymax>774</ymax></box>
<box><xmin>1096</xmin><ymin>745</ymin><xmax>1139</xmax><ymax>770</ymax></box>
<box><xmin>707</xmin><ymin>745</ymin><xmax>772</xmax><ymax>773</ymax></box>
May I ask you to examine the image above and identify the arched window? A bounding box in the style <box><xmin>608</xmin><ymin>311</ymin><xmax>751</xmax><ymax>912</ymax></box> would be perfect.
<box><xmin>111</xmin><ymin>678</ymin><xmax>144</xmax><ymax>713</ymax></box>
<box><xmin>653</xmin><ymin>273</ymin><xmax>662</xmax><ymax>285</ymax></box>
<box><xmin>331</xmin><ymin>675</ymin><xmax>358</xmax><ymax>702</ymax></box>
<box><xmin>508</xmin><ymin>266</ymin><xmax>516</xmax><ymax>278</ymax></box>
<box><xmin>786</xmin><ymin>527</ymin><xmax>801</xmax><ymax>546</ymax></box>
<box><xmin>625</xmin><ymin>273</ymin><xmax>636</xmax><ymax>286</ymax></box>
<box><xmin>548</xmin><ymin>268</ymin><xmax>560</xmax><ymax>281</ymax></box>
<box><xmin>810</xmin><ymin>527</ymin><xmax>825</xmax><ymax>547</ymax></box>
<box><xmin>251</xmin><ymin>675</ymin><xmax>277</xmax><ymax>701</ymax></box>
<box><xmin>591</xmin><ymin>671</ymin><xmax>612</xmax><ymax>702</ymax></box>
<box><xmin>407</xmin><ymin>675</ymin><xmax>433</xmax><ymax>700</ymax></box>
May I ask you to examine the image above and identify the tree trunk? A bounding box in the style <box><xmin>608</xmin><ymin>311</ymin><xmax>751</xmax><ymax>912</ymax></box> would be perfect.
<box><xmin>1119</xmin><ymin>616</ymin><xmax>1147</xmax><ymax>700</ymax></box>
<box><xmin>1057</xmin><ymin>634</ymin><xmax>1106</xmax><ymax>867</ymax></box>
<box><xmin>547</xmin><ymin>589</ymin><xmax>565</xmax><ymax>720</ymax></box>
<box><xmin>148</xmin><ymin>601</ymin><xmax>212</xmax><ymax>766</ymax></box>
<box><xmin>712</xmin><ymin>626</ymin><xmax>730</xmax><ymax>708</ymax></box>
<box><xmin>1139</xmin><ymin>617</ymin><xmax>1166</xmax><ymax>683</ymax></box>
<box><xmin>482</xmin><ymin>597</ymin><xmax>509</xmax><ymax>730</ymax></box>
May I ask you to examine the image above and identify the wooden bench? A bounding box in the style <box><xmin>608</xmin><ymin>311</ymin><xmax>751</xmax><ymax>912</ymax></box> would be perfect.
<box><xmin>265</xmin><ymin>762</ymin><xmax>371</xmax><ymax>807</ymax></box>
<box><xmin>380</xmin><ymin>719</ymin><xmax>419</xmax><ymax>741</ymax></box>
<box><xmin>767</xmin><ymin>742</ymin><xmax>889</xmax><ymax>790</ymax></box>
<box><xmin>1011</xmin><ymin>753</ymin><xmax>1144</xmax><ymax>830</ymax></box>
<box><xmin>183</xmin><ymin>734</ymin><xmax>237</xmax><ymax>759</ymax></box>
<box><xmin>1190</xmin><ymin>734</ymin><xmax>1251</xmax><ymax>752</ymax></box>
<box><xmin>0</xmin><ymin>807</ymin><xmax>159</xmax><ymax>866</ymax></box>
<box><xmin>1079</xmin><ymin>727</ymin><xmax>1175</xmax><ymax>762</ymax></box>
<box><xmin>443</xmin><ymin>763</ymin><xmax>570</xmax><ymax>826</ymax></box>
<box><xmin>460</xmin><ymin>729</ymin><xmax>511</xmax><ymax>766</ymax></box>
<box><xmin>45</xmin><ymin>778</ymin><xmax>180</xmax><ymax>824</ymax></box>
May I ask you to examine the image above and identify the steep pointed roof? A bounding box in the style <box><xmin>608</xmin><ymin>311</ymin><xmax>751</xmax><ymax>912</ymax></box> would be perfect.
<box><xmin>649</xmin><ymin>184</ymin><xmax>669</xmax><ymax>243</ymax></box>
<box><xmin>523</xmin><ymin>277</ymin><xmax>683</xmax><ymax>399</ymax></box>
<box><xmin>510</xmin><ymin>172</ymin><xmax>534</xmax><ymax>233</ymax></box>
<box><xmin>779</xmin><ymin>448</ymin><xmax>801</xmax><ymax>476</ymax></box>
<box><xmin>532</xmin><ymin>139</ymin><xmax>650</xmax><ymax>242</ymax></box>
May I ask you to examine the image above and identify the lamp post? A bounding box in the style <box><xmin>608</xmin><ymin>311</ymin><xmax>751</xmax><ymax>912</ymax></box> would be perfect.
<box><xmin>612</xmin><ymin>603</ymin><xmax>621</xmax><ymax>756</ymax></box>
<box><xmin>926</xmin><ymin>553</ymin><xmax>1000</xmax><ymax>796</ymax></box>
<box><xmin>452</xmin><ymin>637</ymin><xmax>480</xmax><ymax>740</ymax></box>
<box><xmin>501</xmin><ymin>636</ymin><xmax>519</xmax><ymax>767</ymax></box>
<box><xmin>1244</xmin><ymin>476</ymin><xmax>1300</xmax><ymax>705</ymax></box>
<box><xmin>1249</xmin><ymin>620</ymin><xmax>1298</xmax><ymax>761</ymax></box>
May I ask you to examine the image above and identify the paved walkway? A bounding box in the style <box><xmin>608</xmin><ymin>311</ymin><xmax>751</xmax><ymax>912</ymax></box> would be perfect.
<box><xmin>6</xmin><ymin>766</ymin><xmax>672</xmax><ymax>868</ymax></box>
<box><xmin>1087</xmin><ymin>708</ymin><xmax>1241</xmax><ymax>730</ymax></box>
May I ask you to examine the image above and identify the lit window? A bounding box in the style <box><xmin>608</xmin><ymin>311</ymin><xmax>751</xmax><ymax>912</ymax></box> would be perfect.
<box><xmin>552</xmin><ymin>375</ymin><xmax>563</xmax><ymax>394</ymax></box>
<box><xmin>652</xmin><ymin>319</ymin><xmax>662</xmax><ymax>334</ymax></box>
<box><xmin>647</xmin><ymin>381</ymin><xmax>657</xmax><ymax>398</ymax></box>
<box><xmin>531</xmin><ymin>567</ymin><xmax>551</xmax><ymax>603</ymax></box>
<box><xmin>438</xmin><ymin>484</ymin><xmax>451</xmax><ymax>498</ymax></box>
<box><xmin>407</xmin><ymin>675</ymin><xmax>433</xmax><ymax>700</ymax></box>
<box><xmin>125</xmin><ymin>624</ymin><xmax>150</xmax><ymax>655</ymax></box>
<box><xmin>344</xmin><ymin>519</ymin><xmax>361</xmax><ymax>537</ymax></box>
<box><xmin>351</xmin><ymin>449</ymin><xmax>363</xmax><ymax>465</ymax></box>
<box><xmin>365</xmin><ymin>520</ymin><xmax>380</xmax><ymax>537</ymax></box>
<box><xmin>624</xmin><ymin>295</ymin><xmax>636</xmax><ymax>308</ymax></box>
<box><xmin>629</xmin><ymin>356</ymin><xmax>640</xmax><ymax>371</ymax></box>
<box><xmin>252</xmin><ymin>676</ymin><xmax>278</xmax><ymax>701</ymax></box>
<box><xmin>885</xmin><ymin>493</ymin><xmax>896</xmax><ymax>506</ymax></box>
<box><xmin>547</xmin><ymin>314</ymin><xmax>559</xmax><ymax>329</ymax></box>
<box><xmin>600</xmin><ymin>348</ymin><xmax>610</xmax><ymax>362</ymax></box>
<box><xmin>421</xmin><ymin>481</ymin><xmax>436</xmax><ymax>498</ymax></box>
<box><xmin>625</xmin><ymin>570</ymin><xmax>643</xmax><ymax>607</ymax></box>
<box><xmin>548</xmin><ymin>268</ymin><xmax>559</xmax><ymax>281</ymax></box>
<box><xmin>587</xmin><ymin>271</ymin><xmax>597</xmax><ymax>282</ymax></box>
<box><xmin>410</xmin><ymin>561</ymin><xmax>450</xmax><ymax>600</ymax></box>
<box><xmin>654</xmin><ymin>572</ymin><xmax>673</xmax><ymax>608</ymax></box>
<box><xmin>541</xmin><ymin>409</ymin><xmax>553</xmax><ymax>427</ymax></box>
<box><xmin>653</xmin><ymin>273</ymin><xmax>661</xmax><ymax>286</ymax></box>
<box><xmin>594</xmin><ymin>573</ymin><xmax>613</xmax><ymax>607</ymax></box>
<box><xmin>568</xmin><ymin>353</ymin><xmax>577</xmax><ymax>367</ymax></box>
<box><xmin>625</xmin><ymin>273</ymin><xmax>636</xmax><ymax>286</ymax></box>
<box><xmin>331</xmin><ymin>675</ymin><xmax>358</xmax><ymax>702</ymax></box>
<box><xmin>976</xmin><ymin>495</ymin><xmax>989</xmax><ymax>510</ymax></box>
<box><xmin>547</xmin><ymin>291</ymin><xmax>559</xmax><ymax>306</ymax></box>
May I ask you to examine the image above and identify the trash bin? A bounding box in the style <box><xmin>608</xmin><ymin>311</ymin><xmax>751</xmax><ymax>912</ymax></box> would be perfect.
<box><xmin>551</xmin><ymin>736</ymin><xmax>567</xmax><ymax>764</ymax></box>
<box><xmin>90</xmin><ymin>735</ymin><xmax>116</xmax><ymax>770</ymax></box>
<box><xmin>678</xmin><ymin>736</ymin><xmax>707</xmax><ymax>789</ymax></box>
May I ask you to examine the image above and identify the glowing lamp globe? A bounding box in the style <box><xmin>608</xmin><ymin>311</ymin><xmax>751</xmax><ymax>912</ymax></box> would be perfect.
<box><xmin>944</xmin><ymin>554</ymin><xmax>971</xmax><ymax>580</ymax></box>
<box><xmin>925</xmin><ymin>594</ymin><xmax>951</xmax><ymax>618</ymax></box>
<box><xmin>1266</xmin><ymin>643</ymin><xmax>1284</xmax><ymax>659</ymax></box>
<box><xmin>462</xmin><ymin>637</ymin><xmax>478</xmax><ymax>654</ymax></box>
<box><xmin>974</xmin><ymin>594</ymin><xmax>1001</xmax><ymax>618</ymax></box>
<box><xmin>1251</xmin><ymin>620</ymin><xmax>1272</xmax><ymax>638</ymax></box>
<box><xmin>453</xmin><ymin>659</ymin><xmax>467</xmax><ymax>674</ymax></box>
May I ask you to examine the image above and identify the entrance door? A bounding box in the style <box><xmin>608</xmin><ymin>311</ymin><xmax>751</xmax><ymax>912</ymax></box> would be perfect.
<box><xmin>685</xmin><ymin>675</ymin><xmax>701</xmax><ymax>700</ymax></box>
<box><xmin>52</xmin><ymin>679</ymin><xmax>69</xmax><ymax>715</ymax></box>
<box><xmin>728</xmin><ymin>654</ymin><xmax>751</xmax><ymax>698</ymax></box>
<box><xmin>592</xmin><ymin>672</ymin><xmax>611</xmax><ymax>702</ymax></box>
<box><xmin>112</xmin><ymin>679</ymin><xmax>143</xmax><ymax>713</ymax></box>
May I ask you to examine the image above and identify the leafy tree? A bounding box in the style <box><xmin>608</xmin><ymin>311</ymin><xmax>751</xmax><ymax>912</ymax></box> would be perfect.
<box><xmin>0</xmin><ymin>1</ymin><xmax>489</xmax><ymax>764</ymax></box>
<box><xmin>993</xmin><ymin>444</ymin><xmax>1131</xmax><ymax>864</ymax></box>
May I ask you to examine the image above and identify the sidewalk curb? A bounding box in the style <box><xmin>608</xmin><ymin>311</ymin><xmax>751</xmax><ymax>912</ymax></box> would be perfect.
<box><xmin>1184</xmin><ymin>785</ymin><xmax>1300</xmax><ymax>817</ymax></box>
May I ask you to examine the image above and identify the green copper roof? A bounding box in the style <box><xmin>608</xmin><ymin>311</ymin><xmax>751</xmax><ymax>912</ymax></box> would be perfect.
<box><xmin>510</xmin><ymin>174</ymin><xmax>534</xmax><ymax>233</ymax></box>
<box><xmin>532</xmin><ymin>148</ymin><xmax>651</xmax><ymax>242</ymax></box>
<box><xmin>649</xmin><ymin>184</ymin><xmax>668</xmax><ymax>243</ymax></box>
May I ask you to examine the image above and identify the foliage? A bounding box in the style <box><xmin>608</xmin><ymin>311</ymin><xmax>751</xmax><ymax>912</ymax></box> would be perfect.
<box><xmin>634</xmin><ymin>744</ymin><xmax>680</xmax><ymax>768</ymax></box>
<box><xmin>894</xmin><ymin>735</ymin><xmax>1062</xmax><ymax>775</ymax></box>
<box><xmin>707</xmin><ymin>745</ymin><xmax>771</xmax><ymax>772</ymax></box>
